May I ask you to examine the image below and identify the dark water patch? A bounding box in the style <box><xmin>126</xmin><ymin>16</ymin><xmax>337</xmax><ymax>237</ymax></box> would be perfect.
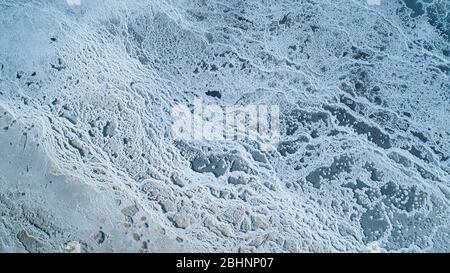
<box><xmin>325</xmin><ymin>105</ymin><xmax>392</xmax><ymax>149</ymax></box>
<box><xmin>381</xmin><ymin>181</ymin><xmax>427</xmax><ymax>212</ymax></box>
<box><xmin>351</xmin><ymin>46</ymin><xmax>372</xmax><ymax>61</ymax></box>
<box><xmin>443</xmin><ymin>49</ymin><xmax>450</xmax><ymax>57</ymax></box>
<box><xmin>364</xmin><ymin>162</ymin><xmax>383</xmax><ymax>182</ymax></box>
<box><xmin>426</xmin><ymin>3</ymin><xmax>450</xmax><ymax>42</ymax></box>
<box><xmin>369</xmin><ymin>110</ymin><xmax>410</xmax><ymax>133</ymax></box>
<box><xmin>415</xmin><ymin>163</ymin><xmax>440</xmax><ymax>181</ymax></box>
<box><xmin>436</xmin><ymin>64</ymin><xmax>450</xmax><ymax>75</ymax></box>
<box><xmin>205</xmin><ymin>90</ymin><xmax>222</xmax><ymax>99</ymax></box>
<box><xmin>279</xmin><ymin>13</ymin><xmax>292</xmax><ymax>27</ymax></box>
<box><xmin>405</xmin><ymin>145</ymin><xmax>432</xmax><ymax>163</ymax></box>
<box><xmin>403</xmin><ymin>0</ymin><xmax>425</xmax><ymax>18</ymax></box>
<box><xmin>431</xmin><ymin>146</ymin><xmax>449</xmax><ymax>162</ymax></box>
<box><xmin>360</xmin><ymin>207</ymin><xmax>389</xmax><ymax>243</ymax></box>
<box><xmin>306</xmin><ymin>155</ymin><xmax>353</xmax><ymax>189</ymax></box>
<box><xmin>230</xmin><ymin>157</ymin><xmax>252</xmax><ymax>173</ymax></box>
<box><xmin>342</xmin><ymin>179</ymin><xmax>369</xmax><ymax>191</ymax></box>
<box><xmin>411</xmin><ymin>131</ymin><xmax>428</xmax><ymax>143</ymax></box>
<box><xmin>191</xmin><ymin>155</ymin><xmax>228</xmax><ymax>178</ymax></box>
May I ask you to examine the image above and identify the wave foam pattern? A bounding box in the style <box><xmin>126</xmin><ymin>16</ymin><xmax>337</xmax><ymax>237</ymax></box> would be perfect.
<box><xmin>0</xmin><ymin>0</ymin><xmax>449</xmax><ymax>252</ymax></box>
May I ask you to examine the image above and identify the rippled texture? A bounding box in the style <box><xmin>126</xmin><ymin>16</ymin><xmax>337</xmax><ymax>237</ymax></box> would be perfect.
<box><xmin>0</xmin><ymin>0</ymin><xmax>449</xmax><ymax>252</ymax></box>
